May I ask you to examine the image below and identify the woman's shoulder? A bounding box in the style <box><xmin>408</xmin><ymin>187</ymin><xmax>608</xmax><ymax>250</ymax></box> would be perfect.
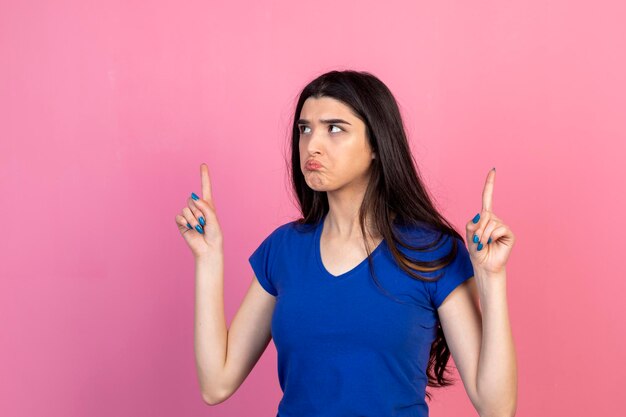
<box><xmin>392</xmin><ymin>220</ymin><xmax>460</xmax><ymax>259</ymax></box>
<box><xmin>393</xmin><ymin>218</ymin><xmax>442</xmax><ymax>239</ymax></box>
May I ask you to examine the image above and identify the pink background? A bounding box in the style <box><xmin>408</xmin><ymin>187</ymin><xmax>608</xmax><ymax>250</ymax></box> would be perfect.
<box><xmin>1</xmin><ymin>0</ymin><xmax>624</xmax><ymax>415</ymax></box>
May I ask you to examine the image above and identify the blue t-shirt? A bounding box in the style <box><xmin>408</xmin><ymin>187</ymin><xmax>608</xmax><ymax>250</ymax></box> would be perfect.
<box><xmin>248</xmin><ymin>213</ymin><xmax>474</xmax><ymax>417</ymax></box>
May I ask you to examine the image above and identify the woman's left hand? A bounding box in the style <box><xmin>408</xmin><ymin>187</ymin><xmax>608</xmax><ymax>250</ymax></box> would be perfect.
<box><xmin>466</xmin><ymin>168</ymin><xmax>516</xmax><ymax>275</ymax></box>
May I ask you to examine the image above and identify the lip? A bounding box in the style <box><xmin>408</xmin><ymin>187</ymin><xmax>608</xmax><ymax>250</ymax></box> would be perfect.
<box><xmin>306</xmin><ymin>160</ymin><xmax>323</xmax><ymax>170</ymax></box>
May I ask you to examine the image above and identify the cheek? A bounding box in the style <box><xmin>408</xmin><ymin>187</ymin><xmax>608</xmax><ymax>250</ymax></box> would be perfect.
<box><xmin>298</xmin><ymin>144</ymin><xmax>307</xmax><ymax>165</ymax></box>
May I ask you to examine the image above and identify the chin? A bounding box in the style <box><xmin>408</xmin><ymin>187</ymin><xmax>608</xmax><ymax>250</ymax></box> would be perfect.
<box><xmin>305</xmin><ymin>178</ymin><xmax>333</xmax><ymax>192</ymax></box>
<box><xmin>306</xmin><ymin>184</ymin><xmax>330</xmax><ymax>192</ymax></box>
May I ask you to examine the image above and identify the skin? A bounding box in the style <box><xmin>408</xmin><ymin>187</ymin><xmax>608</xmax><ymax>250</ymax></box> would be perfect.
<box><xmin>454</xmin><ymin>168</ymin><xmax>518</xmax><ymax>416</ymax></box>
<box><xmin>297</xmin><ymin>96</ymin><xmax>382</xmax><ymax>275</ymax></box>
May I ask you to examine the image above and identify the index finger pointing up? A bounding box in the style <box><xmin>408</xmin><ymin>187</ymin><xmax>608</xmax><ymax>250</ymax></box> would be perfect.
<box><xmin>482</xmin><ymin>167</ymin><xmax>495</xmax><ymax>212</ymax></box>
<box><xmin>200</xmin><ymin>163</ymin><xmax>213</xmax><ymax>201</ymax></box>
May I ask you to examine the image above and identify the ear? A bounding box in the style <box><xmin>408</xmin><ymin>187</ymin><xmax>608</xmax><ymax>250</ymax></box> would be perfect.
<box><xmin>372</xmin><ymin>152</ymin><xmax>376</xmax><ymax>160</ymax></box>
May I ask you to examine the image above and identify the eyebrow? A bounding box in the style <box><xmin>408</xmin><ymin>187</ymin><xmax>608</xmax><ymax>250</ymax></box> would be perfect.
<box><xmin>296</xmin><ymin>118</ymin><xmax>352</xmax><ymax>126</ymax></box>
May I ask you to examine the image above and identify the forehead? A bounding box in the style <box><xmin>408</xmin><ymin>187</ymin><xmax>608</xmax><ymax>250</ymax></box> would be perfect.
<box><xmin>300</xmin><ymin>96</ymin><xmax>355</xmax><ymax>118</ymax></box>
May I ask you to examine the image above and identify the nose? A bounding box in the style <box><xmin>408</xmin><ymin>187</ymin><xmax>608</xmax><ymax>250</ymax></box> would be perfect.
<box><xmin>304</xmin><ymin>126</ymin><xmax>325</xmax><ymax>154</ymax></box>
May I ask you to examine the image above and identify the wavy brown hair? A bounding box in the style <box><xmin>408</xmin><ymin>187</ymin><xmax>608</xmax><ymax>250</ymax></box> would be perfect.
<box><xmin>283</xmin><ymin>69</ymin><xmax>469</xmax><ymax>401</ymax></box>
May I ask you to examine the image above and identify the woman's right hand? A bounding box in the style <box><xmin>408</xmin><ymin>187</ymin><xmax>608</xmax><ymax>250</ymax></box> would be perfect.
<box><xmin>175</xmin><ymin>163</ymin><xmax>224</xmax><ymax>258</ymax></box>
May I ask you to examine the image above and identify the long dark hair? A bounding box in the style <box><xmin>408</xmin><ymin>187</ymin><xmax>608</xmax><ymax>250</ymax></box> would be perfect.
<box><xmin>284</xmin><ymin>69</ymin><xmax>468</xmax><ymax>400</ymax></box>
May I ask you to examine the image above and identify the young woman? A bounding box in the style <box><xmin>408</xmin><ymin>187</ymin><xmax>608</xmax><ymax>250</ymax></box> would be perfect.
<box><xmin>176</xmin><ymin>70</ymin><xmax>517</xmax><ymax>417</ymax></box>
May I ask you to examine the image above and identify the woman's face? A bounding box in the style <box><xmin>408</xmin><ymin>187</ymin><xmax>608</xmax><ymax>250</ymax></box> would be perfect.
<box><xmin>298</xmin><ymin>96</ymin><xmax>376</xmax><ymax>192</ymax></box>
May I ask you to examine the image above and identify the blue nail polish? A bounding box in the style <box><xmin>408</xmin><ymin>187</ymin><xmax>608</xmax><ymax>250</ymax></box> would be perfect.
<box><xmin>199</xmin><ymin>216</ymin><xmax>205</xmax><ymax>226</ymax></box>
<box><xmin>191</xmin><ymin>192</ymin><xmax>199</xmax><ymax>200</ymax></box>
<box><xmin>472</xmin><ymin>213</ymin><xmax>480</xmax><ymax>224</ymax></box>
<box><xmin>186</xmin><ymin>222</ymin><xmax>192</xmax><ymax>229</ymax></box>
<box><xmin>477</xmin><ymin>242</ymin><xmax>483</xmax><ymax>251</ymax></box>
<box><xmin>195</xmin><ymin>225</ymin><xmax>204</xmax><ymax>234</ymax></box>
<box><xmin>487</xmin><ymin>237</ymin><xmax>492</xmax><ymax>244</ymax></box>
<box><xmin>473</xmin><ymin>234</ymin><xmax>479</xmax><ymax>243</ymax></box>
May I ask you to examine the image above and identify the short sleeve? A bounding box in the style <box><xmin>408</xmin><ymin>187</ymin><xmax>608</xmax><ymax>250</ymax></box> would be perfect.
<box><xmin>429</xmin><ymin>236</ymin><xmax>475</xmax><ymax>309</ymax></box>
<box><xmin>248</xmin><ymin>227</ymin><xmax>284</xmax><ymax>296</ymax></box>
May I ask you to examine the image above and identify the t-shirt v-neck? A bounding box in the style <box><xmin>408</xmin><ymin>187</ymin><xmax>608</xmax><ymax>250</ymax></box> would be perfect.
<box><xmin>315</xmin><ymin>213</ymin><xmax>386</xmax><ymax>280</ymax></box>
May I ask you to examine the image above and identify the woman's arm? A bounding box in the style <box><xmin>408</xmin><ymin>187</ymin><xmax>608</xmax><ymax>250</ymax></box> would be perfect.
<box><xmin>475</xmin><ymin>270</ymin><xmax>517</xmax><ymax>417</ymax></box>
<box><xmin>438</xmin><ymin>270</ymin><xmax>517</xmax><ymax>417</ymax></box>
<box><xmin>194</xmin><ymin>251</ymin><xmax>228</xmax><ymax>404</ymax></box>
<box><xmin>462</xmin><ymin>167</ymin><xmax>518</xmax><ymax>416</ymax></box>
<box><xmin>194</xmin><ymin>249</ymin><xmax>277</xmax><ymax>405</ymax></box>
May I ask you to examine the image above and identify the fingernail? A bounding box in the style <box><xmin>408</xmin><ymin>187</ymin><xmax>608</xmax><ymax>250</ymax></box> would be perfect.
<box><xmin>473</xmin><ymin>234</ymin><xmax>479</xmax><ymax>243</ymax></box>
<box><xmin>477</xmin><ymin>242</ymin><xmax>483</xmax><ymax>251</ymax></box>
<box><xmin>472</xmin><ymin>213</ymin><xmax>480</xmax><ymax>224</ymax></box>
<box><xmin>195</xmin><ymin>225</ymin><xmax>204</xmax><ymax>234</ymax></box>
<box><xmin>186</xmin><ymin>222</ymin><xmax>192</xmax><ymax>229</ymax></box>
<box><xmin>191</xmin><ymin>192</ymin><xmax>199</xmax><ymax>200</ymax></box>
<box><xmin>199</xmin><ymin>216</ymin><xmax>205</xmax><ymax>226</ymax></box>
<box><xmin>487</xmin><ymin>237</ymin><xmax>492</xmax><ymax>244</ymax></box>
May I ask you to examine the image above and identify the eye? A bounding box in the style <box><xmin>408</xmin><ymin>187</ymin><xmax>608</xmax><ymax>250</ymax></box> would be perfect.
<box><xmin>297</xmin><ymin>124</ymin><xmax>343</xmax><ymax>135</ymax></box>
